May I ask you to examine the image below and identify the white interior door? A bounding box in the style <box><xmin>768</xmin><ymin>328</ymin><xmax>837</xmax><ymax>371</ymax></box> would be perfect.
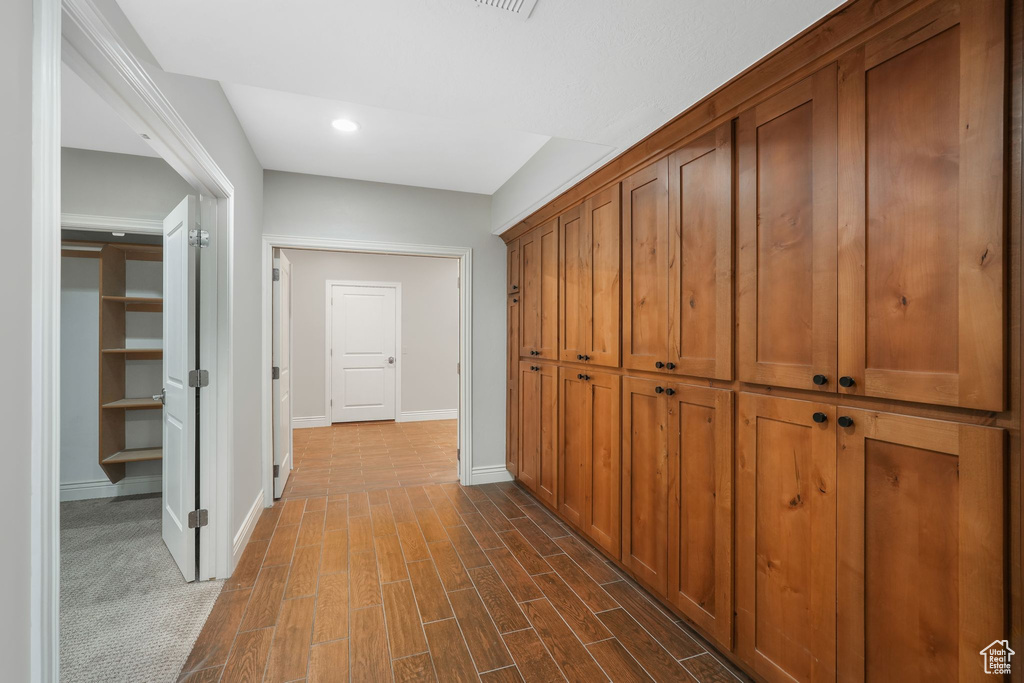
<box><xmin>272</xmin><ymin>252</ymin><xmax>293</xmax><ymax>498</ymax></box>
<box><xmin>162</xmin><ymin>195</ymin><xmax>198</xmax><ymax>581</ymax></box>
<box><xmin>331</xmin><ymin>283</ymin><xmax>398</xmax><ymax>422</ymax></box>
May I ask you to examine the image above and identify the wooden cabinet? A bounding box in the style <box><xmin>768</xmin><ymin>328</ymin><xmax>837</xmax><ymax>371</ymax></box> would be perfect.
<box><xmin>506</xmin><ymin>294</ymin><xmax>520</xmax><ymax>476</ymax></box>
<box><xmin>622</xmin><ymin>160</ymin><xmax>670</xmax><ymax>373</ymax></box>
<box><xmin>736</xmin><ymin>393</ymin><xmax>837</xmax><ymax>683</ymax></box>
<box><xmin>518</xmin><ymin>361</ymin><xmax>557</xmax><ymax>505</ymax></box>
<box><xmin>836</xmin><ymin>410</ymin><xmax>1005</xmax><ymax>681</ymax></box>
<box><xmin>836</xmin><ymin>1</ymin><xmax>1006</xmax><ymax>410</ymax></box>
<box><xmin>558</xmin><ymin>368</ymin><xmax>620</xmax><ymax>556</ymax></box>
<box><xmin>667</xmin><ymin>122</ymin><xmax>734</xmax><ymax>380</ymax></box>
<box><xmin>622</xmin><ymin>377</ymin><xmax>732</xmax><ymax>611</ymax></box>
<box><xmin>520</xmin><ymin>220</ymin><xmax>558</xmax><ymax>360</ymax></box>
<box><xmin>560</xmin><ymin>185</ymin><xmax>621</xmax><ymax>368</ymax></box>
<box><xmin>665</xmin><ymin>382</ymin><xmax>733</xmax><ymax>645</ymax></box>
<box><xmin>507</xmin><ymin>238</ymin><xmax>520</xmax><ymax>295</ymax></box>
<box><xmin>738</xmin><ymin>65</ymin><xmax>838</xmax><ymax>393</ymax></box>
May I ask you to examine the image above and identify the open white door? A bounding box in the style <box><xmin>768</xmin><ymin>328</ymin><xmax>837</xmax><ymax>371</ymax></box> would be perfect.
<box><xmin>272</xmin><ymin>252</ymin><xmax>293</xmax><ymax>498</ymax></box>
<box><xmin>162</xmin><ymin>195</ymin><xmax>198</xmax><ymax>581</ymax></box>
<box><xmin>330</xmin><ymin>283</ymin><xmax>398</xmax><ymax>423</ymax></box>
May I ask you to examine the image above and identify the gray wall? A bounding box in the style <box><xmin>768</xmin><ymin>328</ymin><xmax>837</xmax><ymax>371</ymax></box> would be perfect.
<box><xmin>61</xmin><ymin>147</ymin><xmax>193</xmax><ymax>219</ymax></box>
<box><xmin>264</xmin><ymin>171</ymin><xmax>506</xmax><ymax>472</ymax></box>
<box><xmin>282</xmin><ymin>249</ymin><xmax>459</xmax><ymax>421</ymax></box>
<box><xmin>1</xmin><ymin>0</ymin><xmax>33</xmax><ymax>677</ymax></box>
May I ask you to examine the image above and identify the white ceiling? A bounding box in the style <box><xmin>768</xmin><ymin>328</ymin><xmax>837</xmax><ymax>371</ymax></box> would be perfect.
<box><xmin>114</xmin><ymin>0</ymin><xmax>842</xmax><ymax>194</ymax></box>
<box><xmin>61</xmin><ymin>63</ymin><xmax>159</xmax><ymax>158</ymax></box>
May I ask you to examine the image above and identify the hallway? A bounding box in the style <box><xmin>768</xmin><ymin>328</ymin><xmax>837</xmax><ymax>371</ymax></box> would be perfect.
<box><xmin>178</xmin><ymin>421</ymin><xmax>742</xmax><ymax>682</ymax></box>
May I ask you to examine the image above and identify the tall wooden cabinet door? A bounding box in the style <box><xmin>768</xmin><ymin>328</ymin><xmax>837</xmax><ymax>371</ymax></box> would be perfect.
<box><xmin>667</xmin><ymin>121</ymin><xmax>734</xmax><ymax>381</ymax></box>
<box><xmin>583</xmin><ymin>370</ymin><xmax>620</xmax><ymax>556</ymax></box>
<box><xmin>738</xmin><ymin>65</ymin><xmax>838</xmax><ymax>392</ymax></box>
<box><xmin>621</xmin><ymin>377</ymin><xmax>669</xmax><ymax>594</ymax></box>
<box><xmin>506</xmin><ymin>296</ymin><xmax>520</xmax><ymax>476</ymax></box>
<box><xmin>666</xmin><ymin>383</ymin><xmax>733</xmax><ymax>646</ymax></box>
<box><xmin>559</xmin><ymin>205</ymin><xmax>588</xmax><ymax>363</ymax></box>
<box><xmin>507</xmin><ymin>239</ymin><xmax>520</xmax><ymax>295</ymax></box>
<box><xmin>558</xmin><ymin>367</ymin><xmax>588</xmax><ymax>528</ymax></box>
<box><xmin>520</xmin><ymin>220</ymin><xmax>559</xmax><ymax>359</ymax></box>
<box><xmin>622</xmin><ymin>159</ymin><xmax>670</xmax><ymax>373</ymax></box>
<box><xmin>736</xmin><ymin>393</ymin><xmax>837</xmax><ymax>683</ymax></box>
<box><xmin>582</xmin><ymin>185</ymin><xmax>621</xmax><ymax>368</ymax></box>
<box><xmin>519</xmin><ymin>362</ymin><xmax>558</xmax><ymax>505</ymax></box>
<box><xmin>837</xmin><ymin>1</ymin><xmax>1006</xmax><ymax>410</ymax></box>
<box><xmin>836</xmin><ymin>410</ymin><xmax>1005</xmax><ymax>683</ymax></box>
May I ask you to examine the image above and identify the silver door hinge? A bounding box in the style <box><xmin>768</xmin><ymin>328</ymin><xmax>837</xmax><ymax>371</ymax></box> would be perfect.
<box><xmin>457</xmin><ymin>362</ymin><xmax>460</xmax><ymax>374</ymax></box>
<box><xmin>188</xmin><ymin>369</ymin><xmax>209</xmax><ymax>388</ymax></box>
<box><xmin>273</xmin><ymin>465</ymin><xmax>280</xmax><ymax>477</ymax></box>
<box><xmin>272</xmin><ymin>268</ymin><xmax>280</xmax><ymax>281</ymax></box>
<box><xmin>187</xmin><ymin>509</ymin><xmax>209</xmax><ymax>529</ymax></box>
<box><xmin>188</xmin><ymin>228</ymin><xmax>210</xmax><ymax>248</ymax></box>
<box><xmin>272</xmin><ymin>366</ymin><xmax>280</xmax><ymax>380</ymax></box>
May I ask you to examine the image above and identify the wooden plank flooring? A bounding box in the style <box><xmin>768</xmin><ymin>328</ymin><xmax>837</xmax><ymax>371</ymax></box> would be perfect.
<box><xmin>179</xmin><ymin>420</ymin><xmax>745</xmax><ymax>682</ymax></box>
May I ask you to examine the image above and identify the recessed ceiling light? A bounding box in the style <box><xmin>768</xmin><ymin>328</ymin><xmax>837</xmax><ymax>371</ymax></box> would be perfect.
<box><xmin>112</xmin><ymin>232</ymin><xmax>126</xmax><ymax>237</ymax></box>
<box><xmin>331</xmin><ymin>118</ymin><xmax>359</xmax><ymax>133</ymax></box>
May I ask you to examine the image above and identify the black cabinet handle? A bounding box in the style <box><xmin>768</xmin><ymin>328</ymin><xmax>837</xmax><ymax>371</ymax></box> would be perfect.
<box><xmin>666</xmin><ymin>362</ymin><xmax>676</xmax><ymax>370</ymax></box>
<box><xmin>577</xmin><ymin>373</ymin><xmax>584</xmax><ymax>379</ymax></box>
<box><xmin>665</xmin><ymin>388</ymin><xmax>675</xmax><ymax>396</ymax></box>
<box><xmin>583</xmin><ymin>355</ymin><xmax>590</xmax><ymax>361</ymax></box>
<box><xmin>655</xmin><ymin>361</ymin><xmax>665</xmax><ymax>369</ymax></box>
<box><xmin>512</xmin><ymin>298</ymin><xmax>518</xmax><ymax>303</ymax></box>
<box><xmin>812</xmin><ymin>412</ymin><xmax>827</xmax><ymax>423</ymax></box>
<box><xmin>577</xmin><ymin>354</ymin><xmax>583</xmax><ymax>360</ymax></box>
<box><xmin>812</xmin><ymin>374</ymin><xmax>828</xmax><ymax>386</ymax></box>
<box><xmin>655</xmin><ymin>386</ymin><xmax>664</xmax><ymax>394</ymax></box>
<box><xmin>512</xmin><ymin>284</ymin><xmax>518</xmax><ymax>289</ymax></box>
<box><xmin>839</xmin><ymin>376</ymin><xmax>855</xmax><ymax>388</ymax></box>
<box><xmin>583</xmin><ymin>375</ymin><xmax>590</xmax><ymax>381</ymax></box>
<box><xmin>532</xmin><ymin>365</ymin><xmax>540</xmax><ymax>371</ymax></box>
<box><xmin>838</xmin><ymin>416</ymin><xmax>854</xmax><ymax>428</ymax></box>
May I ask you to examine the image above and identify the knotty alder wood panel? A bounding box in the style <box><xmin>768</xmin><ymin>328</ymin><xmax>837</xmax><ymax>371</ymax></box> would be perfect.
<box><xmin>517</xmin><ymin>361</ymin><xmax>557</xmax><ymax>506</ymax></box>
<box><xmin>837</xmin><ymin>0</ymin><xmax>1006</xmax><ymax>411</ymax></box>
<box><xmin>558</xmin><ymin>368</ymin><xmax>620</xmax><ymax>557</ymax></box>
<box><xmin>737</xmin><ymin>64</ymin><xmax>838</xmax><ymax>393</ymax></box>
<box><xmin>506</xmin><ymin>238</ymin><xmax>519</xmax><ymax>295</ymax></box>
<box><xmin>505</xmin><ymin>295</ymin><xmax>519</xmax><ymax>477</ymax></box>
<box><xmin>836</xmin><ymin>410</ymin><xmax>1006</xmax><ymax>681</ymax></box>
<box><xmin>736</xmin><ymin>393</ymin><xmax>837</xmax><ymax>683</ymax></box>
<box><xmin>559</xmin><ymin>184</ymin><xmax>621</xmax><ymax>368</ymax></box>
<box><xmin>519</xmin><ymin>219</ymin><xmax>558</xmax><ymax>360</ymax></box>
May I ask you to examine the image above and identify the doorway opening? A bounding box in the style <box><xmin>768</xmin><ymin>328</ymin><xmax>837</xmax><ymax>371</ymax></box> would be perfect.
<box><xmin>264</xmin><ymin>240</ymin><xmax>471</xmax><ymax>503</ymax></box>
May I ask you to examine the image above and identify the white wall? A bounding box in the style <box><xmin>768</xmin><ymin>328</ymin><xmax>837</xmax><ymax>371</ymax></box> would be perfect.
<box><xmin>1</xmin><ymin>0</ymin><xmax>34</xmax><ymax>677</ymax></box>
<box><xmin>282</xmin><ymin>249</ymin><xmax>459</xmax><ymax>423</ymax></box>
<box><xmin>264</xmin><ymin>171</ymin><xmax>507</xmax><ymax>473</ymax></box>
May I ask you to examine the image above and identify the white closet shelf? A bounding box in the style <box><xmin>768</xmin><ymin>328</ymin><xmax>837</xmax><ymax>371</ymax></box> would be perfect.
<box><xmin>102</xmin><ymin>398</ymin><xmax>163</xmax><ymax>410</ymax></box>
<box><xmin>102</xmin><ymin>447</ymin><xmax>162</xmax><ymax>464</ymax></box>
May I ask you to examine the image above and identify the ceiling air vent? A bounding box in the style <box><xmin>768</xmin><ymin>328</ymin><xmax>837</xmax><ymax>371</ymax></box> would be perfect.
<box><xmin>471</xmin><ymin>0</ymin><xmax>538</xmax><ymax>20</ymax></box>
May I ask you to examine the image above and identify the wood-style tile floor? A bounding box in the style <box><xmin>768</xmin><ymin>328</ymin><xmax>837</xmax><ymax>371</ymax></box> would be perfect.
<box><xmin>179</xmin><ymin>420</ymin><xmax>746</xmax><ymax>682</ymax></box>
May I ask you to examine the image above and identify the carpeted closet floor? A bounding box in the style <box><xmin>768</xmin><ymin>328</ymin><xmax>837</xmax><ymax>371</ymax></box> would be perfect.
<box><xmin>60</xmin><ymin>494</ymin><xmax>223</xmax><ymax>683</ymax></box>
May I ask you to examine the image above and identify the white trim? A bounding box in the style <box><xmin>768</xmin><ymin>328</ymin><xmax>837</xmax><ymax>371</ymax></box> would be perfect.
<box><xmin>262</xmin><ymin>234</ymin><xmax>473</xmax><ymax>509</ymax></box>
<box><xmin>399</xmin><ymin>409</ymin><xmax>459</xmax><ymax>423</ymax></box>
<box><xmin>232</xmin><ymin>489</ymin><xmax>264</xmax><ymax>564</ymax></box>
<box><xmin>293</xmin><ymin>415</ymin><xmax>331</xmax><ymax>429</ymax></box>
<box><xmin>60</xmin><ymin>212</ymin><xmax>163</xmax><ymax>234</ymax></box>
<box><xmin>325</xmin><ymin>279</ymin><xmax>402</xmax><ymax>425</ymax></box>
<box><xmin>59</xmin><ymin>475</ymin><xmax>162</xmax><ymax>502</ymax></box>
<box><xmin>470</xmin><ymin>465</ymin><xmax>514</xmax><ymax>485</ymax></box>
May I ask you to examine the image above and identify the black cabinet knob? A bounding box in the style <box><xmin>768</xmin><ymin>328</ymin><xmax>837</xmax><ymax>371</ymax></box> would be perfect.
<box><xmin>812</xmin><ymin>412</ymin><xmax>827</xmax><ymax>423</ymax></box>
<box><xmin>655</xmin><ymin>386</ymin><xmax>664</xmax><ymax>394</ymax></box>
<box><xmin>665</xmin><ymin>388</ymin><xmax>676</xmax><ymax>396</ymax></box>
<box><xmin>812</xmin><ymin>374</ymin><xmax>828</xmax><ymax>386</ymax></box>
<box><xmin>655</xmin><ymin>361</ymin><xmax>665</xmax><ymax>369</ymax></box>
<box><xmin>583</xmin><ymin>355</ymin><xmax>590</xmax><ymax>361</ymax></box>
<box><xmin>583</xmin><ymin>375</ymin><xmax>590</xmax><ymax>381</ymax></box>
<box><xmin>666</xmin><ymin>362</ymin><xmax>676</xmax><ymax>370</ymax></box>
<box><xmin>577</xmin><ymin>373</ymin><xmax>584</xmax><ymax>379</ymax></box>
<box><xmin>577</xmin><ymin>354</ymin><xmax>583</xmax><ymax>360</ymax></box>
<box><xmin>512</xmin><ymin>298</ymin><xmax>518</xmax><ymax>303</ymax></box>
<box><xmin>839</xmin><ymin>376</ymin><xmax>855</xmax><ymax>388</ymax></box>
<box><xmin>838</xmin><ymin>416</ymin><xmax>854</xmax><ymax>428</ymax></box>
<box><xmin>512</xmin><ymin>284</ymin><xmax>518</xmax><ymax>289</ymax></box>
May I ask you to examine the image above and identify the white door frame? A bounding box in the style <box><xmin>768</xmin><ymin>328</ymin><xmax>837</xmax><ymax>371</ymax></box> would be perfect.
<box><xmin>326</xmin><ymin>280</ymin><xmax>403</xmax><ymax>425</ymax></box>
<box><xmin>261</xmin><ymin>235</ymin><xmax>473</xmax><ymax>508</ymax></box>
<box><xmin>32</xmin><ymin>0</ymin><xmax>233</xmax><ymax>678</ymax></box>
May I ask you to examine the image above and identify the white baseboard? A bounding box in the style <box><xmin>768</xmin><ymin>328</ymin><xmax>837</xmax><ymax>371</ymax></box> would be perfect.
<box><xmin>399</xmin><ymin>409</ymin><xmax>458</xmax><ymax>423</ymax></box>
<box><xmin>232</xmin><ymin>489</ymin><xmax>265</xmax><ymax>570</ymax></box>
<box><xmin>471</xmin><ymin>464</ymin><xmax>514</xmax><ymax>485</ymax></box>
<box><xmin>60</xmin><ymin>474</ymin><xmax>162</xmax><ymax>502</ymax></box>
<box><xmin>293</xmin><ymin>415</ymin><xmax>330</xmax><ymax>429</ymax></box>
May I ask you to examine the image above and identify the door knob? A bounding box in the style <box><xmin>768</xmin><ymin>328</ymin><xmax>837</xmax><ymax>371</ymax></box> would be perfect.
<box><xmin>839</xmin><ymin>376</ymin><xmax>855</xmax><ymax>388</ymax></box>
<box><xmin>812</xmin><ymin>412</ymin><xmax>827</xmax><ymax>423</ymax></box>
<box><xmin>655</xmin><ymin>386</ymin><xmax>664</xmax><ymax>394</ymax></box>
<box><xmin>812</xmin><ymin>374</ymin><xmax>828</xmax><ymax>386</ymax></box>
<box><xmin>387</xmin><ymin>356</ymin><xmax>395</xmax><ymax>365</ymax></box>
<box><xmin>153</xmin><ymin>388</ymin><xmax>165</xmax><ymax>406</ymax></box>
<box><xmin>837</xmin><ymin>416</ymin><xmax>854</xmax><ymax>428</ymax></box>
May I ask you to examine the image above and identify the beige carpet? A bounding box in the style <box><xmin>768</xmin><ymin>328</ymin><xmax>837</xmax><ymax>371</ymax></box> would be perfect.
<box><xmin>60</xmin><ymin>494</ymin><xmax>223</xmax><ymax>683</ymax></box>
